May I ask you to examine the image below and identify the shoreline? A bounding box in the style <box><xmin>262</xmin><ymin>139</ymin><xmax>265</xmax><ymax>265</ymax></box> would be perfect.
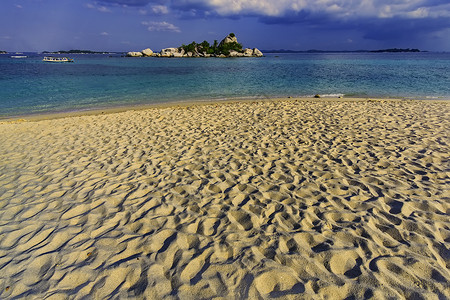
<box><xmin>1</xmin><ymin>98</ymin><xmax>449</xmax><ymax>298</ymax></box>
<box><xmin>2</xmin><ymin>96</ymin><xmax>449</xmax><ymax>123</ymax></box>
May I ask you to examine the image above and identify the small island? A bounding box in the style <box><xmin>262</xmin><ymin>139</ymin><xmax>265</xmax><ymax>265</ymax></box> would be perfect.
<box><xmin>263</xmin><ymin>48</ymin><xmax>423</xmax><ymax>53</ymax></box>
<box><xmin>127</xmin><ymin>33</ymin><xmax>263</xmax><ymax>58</ymax></box>
<box><xmin>0</xmin><ymin>50</ymin><xmax>7</xmax><ymax>54</ymax></box>
<box><xmin>369</xmin><ymin>48</ymin><xmax>421</xmax><ymax>53</ymax></box>
<box><xmin>43</xmin><ymin>50</ymin><xmax>116</xmax><ymax>54</ymax></box>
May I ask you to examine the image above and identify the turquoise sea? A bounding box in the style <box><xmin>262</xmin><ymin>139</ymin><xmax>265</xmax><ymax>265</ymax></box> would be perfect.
<box><xmin>0</xmin><ymin>52</ymin><xmax>449</xmax><ymax>118</ymax></box>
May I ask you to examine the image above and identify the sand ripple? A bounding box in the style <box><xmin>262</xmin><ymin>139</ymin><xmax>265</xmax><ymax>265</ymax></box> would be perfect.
<box><xmin>0</xmin><ymin>99</ymin><xmax>449</xmax><ymax>299</ymax></box>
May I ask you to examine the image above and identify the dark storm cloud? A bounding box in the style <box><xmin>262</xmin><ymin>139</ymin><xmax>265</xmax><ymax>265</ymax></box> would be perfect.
<box><xmin>361</xmin><ymin>17</ymin><xmax>450</xmax><ymax>41</ymax></box>
<box><xmin>259</xmin><ymin>8</ymin><xmax>449</xmax><ymax>42</ymax></box>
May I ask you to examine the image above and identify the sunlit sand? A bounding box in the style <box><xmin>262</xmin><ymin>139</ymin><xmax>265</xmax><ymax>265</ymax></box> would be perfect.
<box><xmin>0</xmin><ymin>98</ymin><xmax>449</xmax><ymax>299</ymax></box>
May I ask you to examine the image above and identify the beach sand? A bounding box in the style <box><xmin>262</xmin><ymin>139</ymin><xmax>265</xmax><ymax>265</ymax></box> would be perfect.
<box><xmin>0</xmin><ymin>98</ymin><xmax>449</xmax><ymax>299</ymax></box>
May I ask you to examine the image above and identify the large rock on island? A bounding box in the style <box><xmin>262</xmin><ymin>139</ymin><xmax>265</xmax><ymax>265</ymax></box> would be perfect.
<box><xmin>127</xmin><ymin>48</ymin><xmax>154</xmax><ymax>57</ymax></box>
<box><xmin>160</xmin><ymin>48</ymin><xmax>183</xmax><ymax>57</ymax></box>
<box><xmin>253</xmin><ymin>48</ymin><xmax>263</xmax><ymax>57</ymax></box>
<box><xmin>243</xmin><ymin>48</ymin><xmax>254</xmax><ymax>57</ymax></box>
<box><xmin>141</xmin><ymin>48</ymin><xmax>154</xmax><ymax>57</ymax></box>
<box><xmin>219</xmin><ymin>33</ymin><xmax>238</xmax><ymax>48</ymax></box>
<box><xmin>126</xmin><ymin>51</ymin><xmax>143</xmax><ymax>57</ymax></box>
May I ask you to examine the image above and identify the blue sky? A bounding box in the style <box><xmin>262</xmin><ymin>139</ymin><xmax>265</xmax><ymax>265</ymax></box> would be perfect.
<box><xmin>1</xmin><ymin>0</ymin><xmax>449</xmax><ymax>52</ymax></box>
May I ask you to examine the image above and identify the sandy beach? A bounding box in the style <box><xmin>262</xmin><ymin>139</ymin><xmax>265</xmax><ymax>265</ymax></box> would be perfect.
<box><xmin>0</xmin><ymin>98</ymin><xmax>449</xmax><ymax>299</ymax></box>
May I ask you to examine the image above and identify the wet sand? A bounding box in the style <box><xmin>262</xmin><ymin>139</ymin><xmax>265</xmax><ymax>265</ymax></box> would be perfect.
<box><xmin>0</xmin><ymin>98</ymin><xmax>449</xmax><ymax>299</ymax></box>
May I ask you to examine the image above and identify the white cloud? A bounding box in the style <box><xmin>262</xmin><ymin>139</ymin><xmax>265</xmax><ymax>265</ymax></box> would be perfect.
<box><xmin>90</xmin><ymin>0</ymin><xmax>450</xmax><ymax>20</ymax></box>
<box><xmin>98</xmin><ymin>0</ymin><xmax>152</xmax><ymax>6</ymax></box>
<box><xmin>405</xmin><ymin>5</ymin><xmax>450</xmax><ymax>18</ymax></box>
<box><xmin>152</xmin><ymin>5</ymin><xmax>169</xmax><ymax>15</ymax></box>
<box><xmin>15</xmin><ymin>4</ymin><xmax>23</xmax><ymax>9</ymax></box>
<box><xmin>142</xmin><ymin>21</ymin><xmax>181</xmax><ymax>33</ymax></box>
<box><xmin>177</xmin><ymin>0</ymin><xmax>450</xmax><ymax>20</ymax></box>
<box><xmin>86</xmin><ymin>3</ymin><xmax>112</xmax><ymax>13</ymax></box>
<box><xmin>98</xmin><ymin>6</ymin><xmax>112</xmax><ymax>12</ymax></box>
<box><xmin>100</xmin><ymin>32</ymin><xmax>110</xmax><ymax>36</ymax></box>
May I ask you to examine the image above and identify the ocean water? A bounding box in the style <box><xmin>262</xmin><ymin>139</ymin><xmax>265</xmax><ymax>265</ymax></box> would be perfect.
<box><xmin>0</xmin><ymin>52</ymin><xmax>449</xmax><ymax>118</ymax></box>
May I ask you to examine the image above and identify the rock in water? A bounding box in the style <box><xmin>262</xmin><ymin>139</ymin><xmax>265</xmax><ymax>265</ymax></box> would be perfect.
<box><xmin>243</xmin><ymin>48</ymin><xmax>254</xmax><ymax>57</ymax></box>
<box><xmin>160</xmin><ymin>48</ymin><xmax>181</xmax><ymax>57</ymax></box>
<box><xmin>141</xmin><ymin>48</ymin><xmax>153</xmax><ymax>57</ymax></box>
<box><xmin>253</xmin><ymin>48</ymin><xmax>263</xmax><ymax>57</ymax></box>
<box><xmin>229</xmin><ymin>50</ymin><xmax>240</xmax><ymax>57</ymax></box>
<box><xmin>126</xmin><ymin>51</ymin><xmax>143</xmax><ymax>57</ymax></box>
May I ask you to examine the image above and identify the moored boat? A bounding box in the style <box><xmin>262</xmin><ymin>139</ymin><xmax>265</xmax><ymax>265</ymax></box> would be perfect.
<box><xmin>43</xmin><ymin>56</ymin><xmax>74</xmax><ymax>63</ymax></box>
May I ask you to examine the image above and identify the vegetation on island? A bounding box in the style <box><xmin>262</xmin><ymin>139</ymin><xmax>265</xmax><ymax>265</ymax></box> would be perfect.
<box><xmin>218</xmin><ymin>42</ymin><xmax>243</xmax><ymax>56</ymax></box>
<box><xmin>179</xmin><ymin>33</ymin><xmax>243</xmax><ymax>56</ymax></box>
<box><xmin>0</xmin><ymin>50</ymin><xmax>7</xmax><ymax>54</ymax></box>
<box><xmin>180</xmin><ymin>41</ymin><xmax>215</xmax><ymax>55</ymax></box>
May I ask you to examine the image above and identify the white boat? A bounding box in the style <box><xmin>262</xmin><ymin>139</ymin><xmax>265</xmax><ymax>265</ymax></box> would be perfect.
<box><xmin>43</xmin><ymin>56</ymin><xmax>74</xmax><ymax>63</ymax></box>
<box><xmin>11</xmin><ymin>55</ymin><xmax>27</xmax><ymax>59</ymax></box>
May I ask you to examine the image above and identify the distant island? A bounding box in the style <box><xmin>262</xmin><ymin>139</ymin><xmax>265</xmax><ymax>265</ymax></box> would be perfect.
<box><xmin>43</xmin><ymin>50</ymin><xmax>117</xmax><ymax>54</ymax></box>
<box><xmin>0</xmin><ymin>50</ymin><xmax>7</xmax><ymax>54</ymax></box>
<box><xmin>127</xmin><ymin>33</ymin><xmax>263</xmax><ymax>58</ymax></box>
<box><xmin>369</xmin><ymin>48</ymin><xmax>421</xmax><ymax>53</ymax></box>
<box><xmin>263</xmin><ymin>48</ymin><xmax>423</xmax><ymax>53</ymax></box>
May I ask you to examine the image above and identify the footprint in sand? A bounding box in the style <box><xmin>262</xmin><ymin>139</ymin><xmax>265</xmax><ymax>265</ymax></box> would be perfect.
<box><xmin>253</xmin><ymin>270</ymin><xmax>304</xmax><ymax>297</ymax></box>
<box><xmin>228</xmin><ymin>209</ymin><xmax>253</xmax><ymax>231</ymax></box>
<box><xmin>328</xmin><ymin>250</ymin><xmax>362</xmax><ymax>278</ymax></box>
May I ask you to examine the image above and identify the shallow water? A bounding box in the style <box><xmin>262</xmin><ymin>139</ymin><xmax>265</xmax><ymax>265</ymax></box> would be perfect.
<box><xmin>0</xmin><ymin>52</ymin><xmax>449</xmax><ymax>118</ymax></box>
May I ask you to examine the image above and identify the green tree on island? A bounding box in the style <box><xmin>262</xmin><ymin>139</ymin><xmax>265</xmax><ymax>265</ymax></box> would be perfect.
<box><xmin>218</xmin><ymin>41</ymin><xmax>242</xmax><ymax>55</ymax></box>
<box><xmin>212</xmin><ymin>40</ymin><xmax>218</xmax><ymax>53</ymax></box>
<box><xmin>180</xmin><ymin>42</ymin><xmax>197</xmax><ymax>53</ymax></box>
